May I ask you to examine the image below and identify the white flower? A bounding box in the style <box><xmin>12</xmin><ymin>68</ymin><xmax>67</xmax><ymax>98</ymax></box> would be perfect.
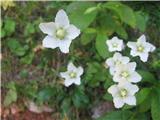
<box><xmin>113</xmin><ymin>62</ymin><xmax>142</xmax><ymax>83</ymax></box>
<box><xmin>105</xmin><ymin>52</ymin><xmax>130</xmax><ymax>75</ymax></box>
<box><xmin>108</xmin><ymin>82</ymin><xmax>139</xmax><ymax>108</ymax></box>
<box><xmin>106</xmin><ymin>36</ymin><xmax>124</xmax><ymax>52</ymax></box>
<box><xmin>60</xmin><ymin>62</ymin><xmax>84</xmax><ymax>87</ymax></box>
<box><xmin>39</xmin><ymin>9</ymin><xmax>80</xmax><ymax>53</ymax></box>
<box><xmin>127</xmin><ymin>34</ymin><xmax>156</xmax><ymax>62</ymax></box>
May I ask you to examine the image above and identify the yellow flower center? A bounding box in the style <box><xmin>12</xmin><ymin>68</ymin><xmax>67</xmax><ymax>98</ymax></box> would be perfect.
<box><xmin>69</xmin><ymin>72</ymin><xmax>77</xmax><ymax>78</ymax></box>
<box><xmin>137</xmin><ymin>45</ymin><xmax>144</xmax><ymax>52</ymax></box>
<box><xmin>120</xmin><ymin>89</ymin><xmax>127</xmax><ymax>97</ymax></box>
<box><xmin>112</xmin><ymin>43</ymin><xmax>118</xmax><ymax>48</ymax></box>
<box><xmin>56</xmin><ymin>28</ymin><xmax>66</xmax><ymax>40</ymax></box>
<box><xmin>115</xmin><ymin>60</ymin><xmax>121</xmax><ymax>65</ymax></box>
<box><xmin>121</xmin><ymin>71</ymin><xmax>129</xmax><ymax>78</ymax></box>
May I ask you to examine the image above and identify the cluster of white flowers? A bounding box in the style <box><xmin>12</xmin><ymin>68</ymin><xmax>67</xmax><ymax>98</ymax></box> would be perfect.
<box><xmin>106</xmin><ymin>36</ymin><xmax>155</xmax><ymax>108</ymax></box>
<box><xmin>39</xmin><ymin>10</ymin><xmax>156</xmax><ymax>108</ymax></box>
<box><xmin>39</xmin><ymin>10</ymin><xmax>83</xmax><ymax>87</ymax></box>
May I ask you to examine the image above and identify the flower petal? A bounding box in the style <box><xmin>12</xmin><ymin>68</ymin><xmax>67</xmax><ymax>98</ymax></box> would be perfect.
<box><xmin>108</xmin><ymin>85</ymin><xmax>119</xmax><ymax>97</ymax></box>
<box><xmin>76</xmin><ymin>66</ymin><xmax>84</xmax><ymax>76</ymax></box>
<box><xmin>67</xmin><ymin>25</ymin><xmax>80</xmax><ymax>39</ymax></box>
<box><xmin>127</xmin><ymin>62</ymin><xmax>136</xmax><ymax>72</ymax></box>
<box><xmin>59</xmin><ymin>39</ymin><xmax>72</xmax><ymax>53</ymax></box>
<box><xmin>127</xmin><ymin>42</ymin><xmax>136</xmax><ymax>50</ymax></box>
<box><xmin>129</xmin><ymin>72</ymin><xmax>142</xmax><ymax>83</ymax></box>
<box><xmin>138</xmin><ymin>34</ymin><xmax>146</xmax><ymax>43</ymax></box>
<box><xmin>139</xmin><ymin>53</ymin><xmax>149</xmax><ymax>62</ymax></box>
<box><xmin>67</xmin><ymin>62</ymin><xmax>76</xmax><ymax>71</ymax></box>
<box><xmin>39</xmin><ymin>22</ymin><xmax>56</xmax><ymax>36</ymax></box>
<box><xmin>106</xmin><ymin>58</ymin><xmax>114</xmax><ymax>67</ymax></box>
<box><xmin>55</xmin><ymin>9</ymin><xmax>69</xmax><ymax>27</ymax></box>
<box><xmin>42</xmin><ymin>35</ymin><xmax>59</xmax><ymax>49</ymax></box>
<box><xmin>113</xmin><ymin>97</ymin><xmax>124</xmax><ymax>108</ymax></box>
<box><xmin>64</xmin><ymin>79</ymin><xmax>74</xmax><ymax>87</ymax></box>
<box><xmin>60</xmin><ymin>72</ymin><xmax>68</xmax><ymax>78</ymax></box>
<box><xmin>74</xmin><ymin>77</ymin><xmax>81</xmax><ymax>85</ymax></box>
<box><xmin>123</xmin><ymin>96</ymin><xmax>136</xmax><ymax>105</ymax></box>
<box><xmin>124</xmin><ymin>83</ymin><xmax>139</xmax><ymax>95</ymax></box>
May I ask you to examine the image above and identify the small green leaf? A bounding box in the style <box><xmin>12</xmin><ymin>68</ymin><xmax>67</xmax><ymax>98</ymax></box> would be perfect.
<box><xmin>4</xmin><ymin>18</ymin><xmax>16</xmax><ymax>36</ymax></box>
<box><xmin>24</xmin><ymin>23</ymin><xmax>35</xmax><ymax>36</ymax></box>
<box><xmin>4</xmin><ymin>82</ymin><xmax>17</xmax><ymax>107</ymax></box>
<box><xmin>96</xmin><ymin>33</ymin><xmax>111</xmax><ymax>59</ymax></box>
<box><xmin>20</xmin><ymin>52</ymin><xmax>34</xmax><ymax>64</ymax></box>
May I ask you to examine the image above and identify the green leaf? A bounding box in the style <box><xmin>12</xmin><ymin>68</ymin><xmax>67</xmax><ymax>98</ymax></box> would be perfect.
<box><xmin>97</xmin><ymin>110</ymin><xmax>133</xmax><ymax>120</ymax></box>
<box><xmin>151</xmin><ymin>89</ymin><xmax>160</xmax><ymax>120</ymax></box>
<box><xmin>81</xmin><ymin>32</ymin><xmax>95</xmax><ymax>45</ymax></box>
<box><xmin>4</xmin><ymin>82</ymin><xmax>17</xmax><ymax>107</ymax></box>
<box><xmin>137</xmin><ymin>70</ymin><xmax>157</xmax><ymax>83</ymax></box>
<box><xmin>24</xmin><ymin>23</ymin><xmax>35</xmax><ymax>36</ymax></box>
<box><xmin>7</xmin><ymin>39</ymin><xmax>28</xmax><ymax>56</ymax></box>
<box><xmin>67</xmin><ymin>2</ymin><xmax>97</xmax><ymax>30</ymax></box>
<box><xmin>37</xmin><ymin>87</ymin><xmax>54</xmax><ymax>102</ymax></box>
<box><xmin>116</xmin><ymin>24</ymin><xmax>128</xmax><ymax>39</ymax></box>
<box><xmin>135</xmin><ymin>11</ymin><xmax>148</xmax><ymax>32</ymax></box>
<box><xmin>96</xmin><ymin>33</ymin><xmax>111</xmax><ymax>59</ymax></box>
<box><xmin>72</xmin><ymin>88</ymin><xmax>89</xmax><ymax>108</ymax></box>
<box><xmin>136</xmin><ymin>88</ymin><xmax>151</xmax><ymax>105</ymax></box>
<box><xmin>4</xmin><ymin>18</ymin><xmax>16</xmax><ymax>36</ymax></box>
<box><xmin>104</xmin><ymin>2</ymin><xmax>136</xmax><ymax>28</ymax></box>
<box><xmin>20</xmin><ymin>52</ymin><xmax>34</xmax><ymax>64</ymax></box>
<box><xmin>103</xmin><ymin>92</ymin><xmax>112</xmax><ymax>101</ymax></box>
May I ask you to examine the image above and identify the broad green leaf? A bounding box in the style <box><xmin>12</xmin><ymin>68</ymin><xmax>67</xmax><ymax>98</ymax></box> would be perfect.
<box><xmin>116</xmin><ymin>24</ymin><xmax>128</xmax><ymax>39</ymax></box>
<box><xmin>81</xmin><ymin>32</ymin><xmax>95</xmax><ymax>45</ymax></box>
<box><xmin>136</xmin><ymin>88</ymin><xmax>151</xmax><ymax>105</ymax></box>
<box><xmin>67</xmin><ymin>2</ymin><xmax>97</xmax><ymax>30</ymax></box>
<box><xmin>96</xmin><ymin>33</ymin><xmax>111</xmax><ymax>59</ymax></box>
<box><xmin>4</xmin><ymin>18</ymin><xmax>16</xmax><ymax>36</ymax></box>
<box><xmin>137</xmin><ymin>70</ymin><xmax>157</xmax><ymax>83</ymax></box>
<box><xmin>151</xmin><ymin>89</ymin><xmax>160</xmax><ymax>120</ymax></box>
<box><xmin>97</xmin><ymin>110</ymin><xmax>133</xmax><ymax>120</ymax></box>
<box><xmin>104</xmin><ymin>2</ymin><xmax>136</xmax><ymax>28</ymax></box>
<box><xmin>99</xmin><ymin>13</ymin><xmax>117</xmax><ymax>36</ymax></box>
<box><xmin>138</xmin><ymin>97</ymin><xmax>151</xmax><ymax>113</ymax></box>
<box><xmin>135</xmin><ymin>11</ymin><xmax>148</xmax><ymax>32</ymax></box>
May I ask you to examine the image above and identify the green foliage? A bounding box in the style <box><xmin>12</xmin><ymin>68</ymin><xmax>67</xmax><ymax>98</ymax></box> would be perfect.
<box><xmin>2</xmin><ymin>18</ymin><xmax>16</xmax><ymax>37</ymax></box>
<box><xmin>151</xmin><ymin>88</ymin><xmax>160</xmax><ymax>120</ymax></box>
<box><xmin>96</xmin><ymin>33</ymin><xmax>111</xmax><ymax>59</ymax></box>
<box><xmin>7</xmin><ymin>39</ymin><xmax>28</xmax><ymax>56</ymax></box>
<box><xmin>4</xmin><ymin>82</ymin><xmax>17</xmax><ymax>107</ymax></box>
<box><xmin>97</xmin><ymin>110</ymin><xmax>133</xmax><ymax>120</ymax></box>
<box><xmin>104</xmin><ymin>2</ymin><xmax>136</xmax><ymax>28</ymax></box>
<box><xmin>1</xmin><ymin>1</ymin><xmax>160</xmax><ymax>120</ymax></box>
<box><xmin>67</xmin><ymin>2</ymin><xmax>97</xmax><ymax>30</ymax></box>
